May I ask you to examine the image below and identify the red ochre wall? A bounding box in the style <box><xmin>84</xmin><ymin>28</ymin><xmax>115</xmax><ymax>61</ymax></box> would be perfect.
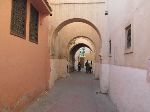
<box><xmin>0</xmin><ymin>0</ymin><xmax>50</xmax><ymax>111</ymax></box>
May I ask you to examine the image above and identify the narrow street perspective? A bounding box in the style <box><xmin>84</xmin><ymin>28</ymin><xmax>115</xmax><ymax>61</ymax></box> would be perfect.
<box><xmin>25</xmin><ymin>72</ymin><xmax>115</xmax><ymax>112</ymax></box>
<box><xmin>0</xmin><ymin>0</ymin><xmax>150</xmax><ymax>112</ymax></box>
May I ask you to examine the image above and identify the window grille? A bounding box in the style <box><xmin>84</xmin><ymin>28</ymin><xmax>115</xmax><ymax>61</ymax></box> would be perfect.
<box><xmin>29</xmin><ymin>4</ymin><xmax>39</xmax><ymax>43</ymax></box>
<box><xmin>126</xmin><ymin>25</ymin><xmax>131</xmax><ymax>49</ymax></box>
<box><xmin>109</xmin><ymin>40</ymin><xmax>112</xmax><ymax>54</ymax></box>
<box><xmin>11</xmin><ymin>0</ymin><xmax>27</xmax><ymax>38</ymax></box>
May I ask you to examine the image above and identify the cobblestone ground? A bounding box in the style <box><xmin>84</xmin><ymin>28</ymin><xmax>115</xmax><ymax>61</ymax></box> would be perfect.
<box><xmin>24</xmin><ymin>72</ymin><xmax>116</xmax><ymax>112</ymax></box>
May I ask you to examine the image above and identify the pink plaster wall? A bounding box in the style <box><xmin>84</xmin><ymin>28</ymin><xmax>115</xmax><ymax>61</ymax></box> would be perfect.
<box><xmin>109</xmin><ymin>65</ymin><xmax>150</xmax><ymax>112</ymax></box>
<box><xmin>0</xmin><ymin>0</ymin><xmax>50</xmax><ymax>111</ymax></box>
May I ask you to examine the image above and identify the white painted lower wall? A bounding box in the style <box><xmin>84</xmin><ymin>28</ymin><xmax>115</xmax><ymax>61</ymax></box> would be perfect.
<box><xmin>100</xmin><ymin>64</ymin><xmax>110</xmax><ymax>93</ymax></box>
<box><xmin>49</xmin><ymin>59</ymin><xmax>69</xmax><ymax>88</ymax></box>
<box><xmin>94</xmin><ymin>62</ymin><xmax>101</xmax><ymax>79</ymax></box>
<box><xmin>109</xmin><ymin>65</ymin><xmax>150</xmax><ymax>112</ymax></box>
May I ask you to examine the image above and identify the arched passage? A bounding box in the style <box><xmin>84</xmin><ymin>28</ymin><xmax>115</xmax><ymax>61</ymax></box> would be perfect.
<box><xmin>49</xmin><ymin>18</ymin><xmax>102</xmax><ymax>88</ymax></box>
<box><xmin>69</xmin><ymin>43</ymin><xmax>93</xmax><ymax>72</ymax></box>
<box><xmin>68</xmin><ymin>36</ymin><xmax>96</xmax><ymax>52</ymax></box>
<box><xmin>52</xmin><ymin>18</ymin><xmax>101</xmax><ymax>39</ymax></box>
<box><xmin>50</xmin><ymin>18</ymin><xmax>102</xmax><ymax>57</ymax></box>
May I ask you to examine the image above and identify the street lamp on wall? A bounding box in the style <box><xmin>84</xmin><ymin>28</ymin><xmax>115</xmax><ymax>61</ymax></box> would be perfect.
<box><xmin>105</xmin><ymin>11</ymin><xmax>108</xmax><ymax>15</ymax></box>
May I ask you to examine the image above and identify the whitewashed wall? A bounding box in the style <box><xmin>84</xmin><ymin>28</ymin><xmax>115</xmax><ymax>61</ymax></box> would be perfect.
<box><xmin>100</xmin><ymin>64</ymin><xmax>110</xmax><ymax>93</ymax></box>
<box><xmin>109</xmin><ymin>65</ymin><xmax>150</xmax><ymax>112</ymax></box>
<box><xmin>107</xmin><ymin>0</ymin><xmax>150</xmax><ymax>69</ymax></box>
<box><xmin>105</xmin><ymin>0</ymin><xmax>150</xmax><ymax>112</ymax></box>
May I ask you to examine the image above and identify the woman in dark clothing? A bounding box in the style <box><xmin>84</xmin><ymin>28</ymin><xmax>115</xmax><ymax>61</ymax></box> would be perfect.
<box><xmin>85</xmin><ymin>60</ymin><xmax>89</xmax><ymax>73</ymax></box>
<box><xmin>89</xmin><ymin>63</ymin><xmax>92</xmax><ymax>73</ymax></box>
<box><xmin>78</xmin><ymin>62</ymin><xmax>81</xmax><ymax>71</ymax></box>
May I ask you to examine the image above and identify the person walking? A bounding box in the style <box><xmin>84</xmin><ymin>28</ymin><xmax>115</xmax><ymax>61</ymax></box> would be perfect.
<box><xmin>78</xmin><ymin>62</ymin><xmax>81</xmax><ymax>71</ymax></box>
<box><xmin>89</xmin><ymin>63</ymin><xmax>92</xmax><ymax>73</ymax></box>
<box><xmin>85</xmin><ymin>60</ymin><xmax>89</xmax><ymax>73</ymax></box>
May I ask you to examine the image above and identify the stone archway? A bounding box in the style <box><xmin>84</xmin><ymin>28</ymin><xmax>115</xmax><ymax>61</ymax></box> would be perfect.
<box><xmin>69</xmin><ymin>43</ymin><xmax>93</xmax><ymax>72</ymax></box>
<box><xmin>50</xmin><ymin>18</ymin><xmax>102</xmax><ymax>58</ymax></box>
<box><xmin>67</xmin><ymin>36</ymin><xmax>96</xmax><ymax>72</ymax></box>
<box><xmin>49</xmin><ymin>18</ymin><xmax>102</xmax><ymax>88</ymax></box>
<box><xmin>68</xmin><ymin>36</ymin><xmax>96</xmax><ymax>52</ymax></box>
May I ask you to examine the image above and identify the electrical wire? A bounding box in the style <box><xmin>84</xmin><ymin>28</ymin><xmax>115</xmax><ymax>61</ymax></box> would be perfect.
<box><xmin>50</xmin><ymin>2</ymin><xmax>105</xmax><ymax>5</ymax></box>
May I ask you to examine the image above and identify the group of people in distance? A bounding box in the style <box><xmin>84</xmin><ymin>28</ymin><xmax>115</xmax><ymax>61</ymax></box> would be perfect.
<box><xmin>78</xmin><ymin>60</ymin><xmax>92</xmax><ymax>73</ymax></box>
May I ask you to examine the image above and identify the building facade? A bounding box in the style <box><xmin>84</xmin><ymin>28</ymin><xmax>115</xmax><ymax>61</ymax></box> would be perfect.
<box><xmin>48</xmin><ymin>0</ymin><xmax>150</xmax><ymax>112</ymax></box>
<box><xmin>1</xmin><ymin>0</ymin><xmax>150</xmax><ymax>112</ymax></box>
<box><xmin>0</xmin><ymin>0</ymin><xmax>51</xmax><ymax>111</ymax></box>
<box><xmin>105</xmin><ymin>0</ymin><xmax>150</xmax><ymax>112</ymax></box>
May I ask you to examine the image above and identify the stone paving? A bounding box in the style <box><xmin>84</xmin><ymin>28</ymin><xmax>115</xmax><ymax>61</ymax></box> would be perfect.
<box><xmin>24</xmin><ymin>72</ymin><xmax>116</xmax><ymax>112</ymax></box>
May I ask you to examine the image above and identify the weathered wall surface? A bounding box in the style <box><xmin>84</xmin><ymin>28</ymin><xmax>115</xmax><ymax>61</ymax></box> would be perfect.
<box><xmin>108</xmin><ymin>0</ymin><xmax>150</xmax><ymax>69</ymax></box>
<box><xmin>0</xmin><ymin>0</ymin><xmax>50</xmax><ymax>111</ymax></box>
<box><xmin>104</xmin><ymin>0</ymin><xmax>150</xmax><ymax>112</ymax></box>
<box><xmin>100</xmin><ymin>64</ymin><xmax>110</xmax><ymax>93</ymax></box>
<box><xmin>110</xmin><ymin>65</ymin><xmax>150</xmax><ymax>112</ymax></box>
<box><xmin>49</xmin><ymin>59</ymin><xmax>69</xmax><ymax>89</ymax></box>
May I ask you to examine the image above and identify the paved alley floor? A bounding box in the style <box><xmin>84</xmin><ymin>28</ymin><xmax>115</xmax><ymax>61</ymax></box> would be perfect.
<box><xmin>24</xmin><ymin>72</ymin><xmax>116</xmax><ymax>112</ymax></box>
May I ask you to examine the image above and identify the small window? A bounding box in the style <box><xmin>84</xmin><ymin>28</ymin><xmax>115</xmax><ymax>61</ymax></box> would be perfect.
<box><xmin>10</xmin><ymin>0</ymin><xmax>27</xmax><ymax>38</ymax></box>
<box><xmin>125</xmin><ymin>24</ymin><xmax>133</xmax><ymax>54</ymax></box>
<box><xmin>125</xmin><ymin>24</ymin><xmax>131</xmax><ymax>49</ymax></box>
<box><xmin>109</xmin><ymin>40</ymin><xmax>112</xmax><ymax>55</ymax></box>
<box><xmin>29</xmin><ymin>4</ymin><xmax>39</xmax><ymax>44</ymax></box>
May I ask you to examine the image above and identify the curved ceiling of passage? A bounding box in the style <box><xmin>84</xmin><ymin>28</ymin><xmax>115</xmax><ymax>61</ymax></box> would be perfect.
<box><xmin>70</xmin><ymin>43</ymin><xmax>92</xmax><ymax>57</ymax></box>
<box><xmin>68</xmin><ymin>36</ymin><xmax>96</xmax><ymax>52</ymax></box>
<box><xmin>52</xmin><ymin>18</ymin><xmax>101</xmax><ymax>39</ymax></box>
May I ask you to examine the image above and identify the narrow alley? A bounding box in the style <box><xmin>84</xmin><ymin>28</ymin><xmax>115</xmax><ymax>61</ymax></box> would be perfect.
<box><xmin>25</xmin><ymin>72</ymin><xmax>115</xmax><ymax>112</ymax></box>
<box><xmin>1</xmin><ymin>0</ymin><xmax>150</xmax><ymax>112</ymax></box>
